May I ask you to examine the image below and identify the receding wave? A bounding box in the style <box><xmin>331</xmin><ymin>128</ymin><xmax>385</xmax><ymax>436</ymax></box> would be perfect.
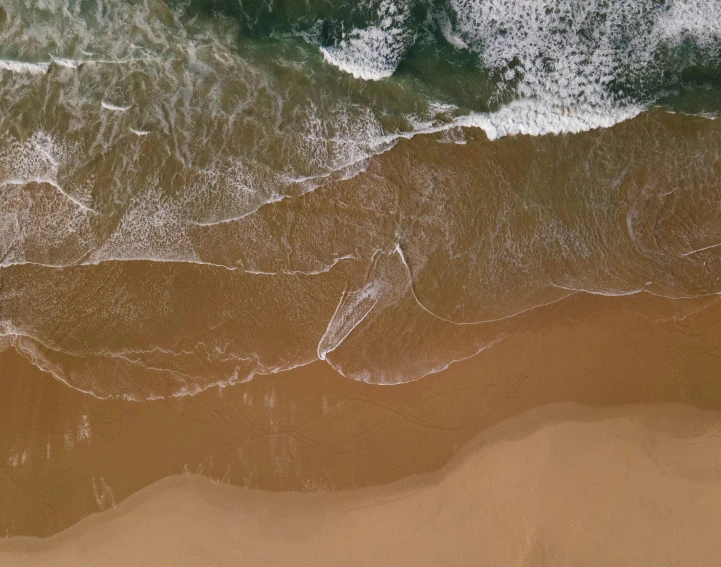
<box><xmin>1</xmin><ymin>0</ymin><xmax>721</xmax><ymax>399</ymax></box>
<box><xmin>2</xmin><ymin>107</ymin><xmax>721</xmax><ymax>399</ymax></box>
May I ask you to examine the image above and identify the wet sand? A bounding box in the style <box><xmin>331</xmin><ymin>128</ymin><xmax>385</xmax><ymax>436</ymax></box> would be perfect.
<box><xmin>2</xmin><ymin>2</ymin><xmax>721</xmax><ymax>562</ymax></box>
<box><xmin>3</xmin><ymin>401</ymin><xmax>721</xmax><ymax>566</ymax></box>
<box><xmin>2</xmin><ymin>290</ymin><xmax>721</xmax><ymax>543</ymax></box>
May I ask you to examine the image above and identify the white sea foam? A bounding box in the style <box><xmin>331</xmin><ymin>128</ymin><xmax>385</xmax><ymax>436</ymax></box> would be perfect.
<box><xmin>449</xmin><ymin>0</ymin><xmax>721</xmax><ymax>109</ymax></box>
<box><xmin>0</xmin><ymin>132</ymin><xmax>95</xmax><ymax>212</ymax></box>
<box><xmin>88</xmin><ymin>186</ymin><xmax>197</xmax><ymax>264</ymax></box>
<box><xmin>0</xmin><ymin>177</ymin><xmax>95</xmax><ymax>213</ymax></box>
<box><xmin>317</xmin><ymin>282</ymin><xmax>381</xmax><ymax>360</ymax></box>
<box><xmin>101</xmin><ymin>101</ymin><xmax>132</xmax><ymax>112</ymax></box>
<box><xmin>320</xmin><ymin>28</ymin><xmax>403</xmax><ymax>81</ymax></box>
<box><xmin>456</xmin><ymin>100</ymin><xmax>644</xmax><ymax>141</ymax></box>
<box><xmin>320</xmin><ymin>0</ymin><xmax>719</xmax><ymax>146</ymax></box>
<box><xmin>393</xmin><ymin>96</ymin><xmax>643</xmax><ymax>147</ymax></box>
<box><xmin>318</xmin><ymin>0</ymin><xmax>721</xmax><ymax>141</ymax></box>
<box><xmin>0</xmin><ymin>60</ymin><xmax>49</xmax><ymax>74</ymax></box>
<box><xmin>657</xmin><ymin>0</ymin><xmax>721</xmax><ymax>45</ymax></box>
<box><xmin>439</xmin><ymin>16</ymin><xmax>468</xmax><ymax>50</ymax></box>
<box><xmin>320</xmin><ymin>0</ymin><xmax>411</xmax><ymax>81</ymax></box>
<box><xmin>50</xmin><ymin>56</ymin><xmax>82</xmax><ymax>69</ymax></box>
<box><xmin>318</xmin><ymin>0</ymin><xmax>721</xmax><ymax>110</ymax></box>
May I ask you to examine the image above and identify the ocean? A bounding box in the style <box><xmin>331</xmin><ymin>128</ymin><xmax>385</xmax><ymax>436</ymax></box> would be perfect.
<box><xmin>1</xmin><ymin>0</ymin><xmax>721</xmax><ymax>399</ymax></box>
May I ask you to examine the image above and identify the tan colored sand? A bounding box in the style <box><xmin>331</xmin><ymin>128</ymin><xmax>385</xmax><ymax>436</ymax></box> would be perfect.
<box><xmin>2</xmin><ymin>292</ymin><xmax>721</xmax><ymax>538</ymax></box>
<box><xmin>2</xmin><ymin>402</ymin><xmax>721</xmax><ymax>567</ymax></box>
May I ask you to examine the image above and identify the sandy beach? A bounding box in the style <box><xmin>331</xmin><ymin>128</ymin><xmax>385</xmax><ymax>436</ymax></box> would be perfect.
<box><xmin>3</xmin><ymin>2</ymin><xmax>721</xmax><ymax>560</ymax></box>
<box><xmin>2</xmin><ymin>289</ymin><xmax>721</xmax><ymax>564</ymax></box>
<box><xmin>3</xmin><ymin>400</ymin><xmax>721</xmax><ymax>566</ymax></box>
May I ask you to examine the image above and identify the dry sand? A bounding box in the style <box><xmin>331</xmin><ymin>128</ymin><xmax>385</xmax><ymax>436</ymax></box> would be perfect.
<box><xmin>3</xmin><ymin>402</ymin><xmax>721</xmax><ymax>566</ymax></box>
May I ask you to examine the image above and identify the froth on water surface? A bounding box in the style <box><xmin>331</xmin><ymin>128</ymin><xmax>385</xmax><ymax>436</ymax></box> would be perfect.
<box><xmin>2</xmin><ymin>111</ymin><xmax>721</xmax><ymax>398</ymax></box>
<box><xmin>1</xmin><ymin>0</ymin><xmax>721</xmax><ymax>191</ymax></box>
<box><xmin>2</xmin><ymin>2</ymin><xmax>721</xmax><ymax>549</ymax></box>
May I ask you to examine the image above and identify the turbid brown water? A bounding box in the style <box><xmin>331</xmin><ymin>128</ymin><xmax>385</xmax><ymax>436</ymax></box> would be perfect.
<box><xmin>4</xmin><ymin>112</ymin><xmax>721</xmax><ymax>398</ymax></box>
<box><xmin>3</xmin><ymin>112</ymin><xmax>721</xmax><ymax>536</ymax></box>
<box><xmin>3</xmin><ymin>0</ymin><xmax>721</xmax><ymax>563</ymax></box>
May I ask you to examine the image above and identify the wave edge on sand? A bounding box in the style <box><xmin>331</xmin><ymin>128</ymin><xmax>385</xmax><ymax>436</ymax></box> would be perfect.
<box><xmin>2</xmin><ymin>402</ymin><xmax>721</xmax><ymax>566</ymax></box>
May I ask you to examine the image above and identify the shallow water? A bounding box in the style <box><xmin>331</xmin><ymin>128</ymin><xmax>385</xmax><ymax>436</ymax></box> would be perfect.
<box><xmin>2</xmin><ymin>111</ymin><xmax>721</xmax><ymax>397</ymax></box>
<box><xmin>4</xmin><ymin>4</ymin><xmax>721</xmax><ymax>549</ymax></box>
<box><xmin>1</xmin><ymin>0</ymin><xmax>721</xmax><ymax>399</ymax></box>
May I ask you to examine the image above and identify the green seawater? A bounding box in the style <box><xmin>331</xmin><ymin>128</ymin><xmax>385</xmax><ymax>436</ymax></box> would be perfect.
<box><xmin>170</xmin><ymin>0</ymin><xmax>721</xmax><ymax>112</ymax></box>
<box><xmin>0</xmin><ymin>0</ymin><xmax>719</xmax><ymax>221</ymax></box>
<box><xmin>0</xmin><ymin>0</ymin><xmax>719</xmax><ymax>259</ymax></box>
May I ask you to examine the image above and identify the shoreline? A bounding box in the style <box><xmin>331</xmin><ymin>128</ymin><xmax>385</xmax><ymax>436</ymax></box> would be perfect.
<box><xmin>2</xmin><ymin>290</ymin><xmax>721</xmax><ymax>539</ymax></box>
<box><xmin>3</xmin><ymin>401</ymin><xmax>721</xmax><ymax>566</ymax></box>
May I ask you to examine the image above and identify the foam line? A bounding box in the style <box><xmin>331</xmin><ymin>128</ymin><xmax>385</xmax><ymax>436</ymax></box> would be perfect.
<box><xmin>0</xmin><ymin>178</ymin><xmax>96</xmax><ymax>213</ymax></box>
<box><xmin>101</xmin><ymin>101</ymin><xmax>132</xmax><ymax>112</ymax></box>
<box><xmin>0</xmin><ymin>60</ymin><xmax>49</xmax><ymax>74</ymax></box>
